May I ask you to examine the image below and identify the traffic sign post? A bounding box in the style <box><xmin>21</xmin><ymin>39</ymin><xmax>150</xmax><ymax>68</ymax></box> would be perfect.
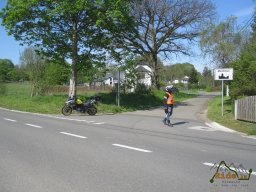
<box><xmin>214</xmin><ymin>68</ymin><xmax>233</xmax><ymax>116</ymax></box>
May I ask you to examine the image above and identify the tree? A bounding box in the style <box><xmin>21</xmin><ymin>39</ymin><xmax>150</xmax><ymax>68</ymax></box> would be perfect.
<box><xmin>20</xmin><ymin>47</ymin><xmax>46</xmax><ymax>97</ymax></box>
<box><xmin>0</xmin><ymin>59</ymin><xmax>14</xmax><ymax>82</ymax></box>
<box><xmin>230</xmin><ymin>45</ymin><xmax>256</xmax><ymax>97</ymax></box>
<box><xmin>189</xmin><ymin>68</ymin><xmax>199</xmax><ymax>84</ymax></box>
<box><xmin>164</xmin><ymin>63</ymin><xmax>195</xmax><ymax>83</ymax></box>
<box><xmin>230</xmin><ymin>10</ymin><xmax>256</xmax><ymax>97</ymax></box>
<box><xmin>108</xmin><ymin>0</ymin><xmax>215</xmax><ymax>89</ymax></box>
<box><xmin>1</xmin><ymin>0</ymin><xmax>130</xmax><ymax>97</ymax></box>
<box><xmin>201</xmin><ymin>66</ymin><xmax>213</xmax><ymax>87</ymax></box>
<box><xmin>200</xmin><ymin>16</ymin><xmax>243</xmax><ymax>68</ymax></box>
<box><xmin>44</xmin><ymin>61</ymin><xmax>70</xmax><ymax>85</ymax></box>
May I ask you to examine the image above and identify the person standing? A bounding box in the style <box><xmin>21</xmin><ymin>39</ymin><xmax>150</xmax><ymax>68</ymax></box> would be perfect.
<box><xmin>163</xmin><ymin>85</ymin><xmax>174</xmax><ymax>126</ymax></box>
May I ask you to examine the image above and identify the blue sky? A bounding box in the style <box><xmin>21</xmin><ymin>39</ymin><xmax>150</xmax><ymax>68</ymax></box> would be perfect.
<box><xmin>0</xmin><ymin>0</ymin><xmax>255</xmax><ymax>72</ymax></box>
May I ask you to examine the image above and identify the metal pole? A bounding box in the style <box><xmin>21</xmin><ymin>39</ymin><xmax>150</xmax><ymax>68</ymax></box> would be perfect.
<box><xmin>118</xmin><ymin>69</ymin><xmax>120</xmax><ymax>107</ymax></box>
<box><xmin>222</xmin><ymin>80</ymin><xmax>224</xmax><ymax>116</ymax></box>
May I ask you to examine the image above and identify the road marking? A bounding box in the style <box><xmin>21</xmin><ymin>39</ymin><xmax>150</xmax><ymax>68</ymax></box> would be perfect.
<box><xmin>4</xmin><ymin>118</ymin><xmax>17</xmax><ymax>122</ymax></box>
<box><xmin>47</xmin><ymin>116</ymin><xmax>96</xmax><ymax>123</ymax></box>
<box><xmin>0</xmin><ymin>108</ymin><xmax>104</xmax><ymax>125</ymax></box>
<box><xmin>60</xmin><ymin>132</ymin><xmax>87</xmax><ymax>139</ymax></box>
<box><xmin>205</xmin><ymin>122</ymin><xmax>236</xmax><ymax>133</ymax></box>
<box><xmin>112</xmin><ymin>144</ymin><xmax>152</xmax><ymax>153</ymax></box>
<box><xmin>241</xmin><ymin>135</ymin><xmax>256</xmax><ymax>140</ymax></box>
<box><xmin>93</xmin><ymin>122</ymin><xmax>105</xmax><ymax>125</ymax></box>
<box><xmin>25</xmin><ymin>123</ymin><xmax>42</xmax><ymax>128</ymax></box>
<box><xmin>203</xmin><ymin>162</ymin><xmax>256</xmax><ymax>176</ymax></box>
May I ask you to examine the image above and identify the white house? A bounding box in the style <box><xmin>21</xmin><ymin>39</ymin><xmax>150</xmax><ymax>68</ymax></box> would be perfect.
<box><xmin>181</xmin><ymin>76</ymin><xmax>189</xmax><ymax>84</ymax></box>
<box><xmin>91</xmin><ymin>65</ymin><xmax>153</xmax><ymax>91</ymax></box>
<box><xmin>135</xmin><ymin>65</ymin><xmax>152</xmax><ymax>87</ymax></box>
<box><xmin>172</xmin><ymin>76</ymin><xmax>189</xmax><ymax>84</ymax></box>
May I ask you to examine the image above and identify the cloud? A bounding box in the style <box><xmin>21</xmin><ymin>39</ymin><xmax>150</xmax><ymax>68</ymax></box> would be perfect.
<box><xmin>235</xmin><ymin>5</ymin><xmax>254</xmax><ymax>17</ymax></box>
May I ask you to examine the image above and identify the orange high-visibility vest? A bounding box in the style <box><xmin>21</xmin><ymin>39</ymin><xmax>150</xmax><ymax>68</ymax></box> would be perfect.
<box><xmin>166</xmin><ymin>92</ymin><xmax>174</xmax><ymax>104</ymax></box>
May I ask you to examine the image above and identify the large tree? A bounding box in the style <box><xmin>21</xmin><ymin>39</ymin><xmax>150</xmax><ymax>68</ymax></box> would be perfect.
<box><xmin>107</xmin><ymin>0</ymin><xmax>215</xmax><ymax>89</ymax></box>
<box><xmin>230</xmin><ymin>10</ymin><xmax>256</xmax><ymax>97</ymax></box>
<box><xmin>1</xmin><ymin>0</ymin><xmax>131</xmax><ymax>97</ymax></box>
<box><xmin>200</xmin><ymin>16</ymin><xmax>243</xmax><ymax>68</ymax></box>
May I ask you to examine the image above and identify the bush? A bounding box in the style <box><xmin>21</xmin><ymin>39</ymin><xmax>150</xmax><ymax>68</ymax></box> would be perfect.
<box><xmin>206</xmin><ymin>86</ymin><xmax>212</xmax><ymax>92</ymax></box>
<box><xmin>134</xmin><ymin>83</ymin><xmax>151</xmax><ymax>94</ymax></box>
<box><xmin>0</xmin><ymin>83</ymin><xmax>6</xmax><ymax>95</ymax></box>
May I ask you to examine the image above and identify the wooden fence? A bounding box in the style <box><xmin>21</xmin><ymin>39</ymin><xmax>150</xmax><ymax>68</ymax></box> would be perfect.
<box><xmin>235</xmin><ymin>96</ymin><xmax>256</xmax><ymax>122</ymax></box>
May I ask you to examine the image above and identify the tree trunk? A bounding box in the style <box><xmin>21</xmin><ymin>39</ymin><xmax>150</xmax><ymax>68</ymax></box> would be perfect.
<box><xmin>69</xmin><ymin>18</ymin><xmax>78</xmax><ymax>98</ymax></box>
<box><xmin>152</xmin><ymin>54</ymin><xmax>161</xmax><ymax>89</ymax></box>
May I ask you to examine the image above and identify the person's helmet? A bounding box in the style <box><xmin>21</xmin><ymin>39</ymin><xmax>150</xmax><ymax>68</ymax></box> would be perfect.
<box><xmin>165</xmin><ymin>84</ymin><xmax>173</xmax><ymax>92</ymax></box>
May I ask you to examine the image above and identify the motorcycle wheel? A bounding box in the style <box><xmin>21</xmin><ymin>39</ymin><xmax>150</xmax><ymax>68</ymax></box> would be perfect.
<box><xmin>87</xmin><ymin>106</ymin><xmax>97</xmax><ymax>116</ymax></box>
<box><xmin>61</xmin><ymin>105</ymin><xmax>72</xmax><ymax>116</ymax></box>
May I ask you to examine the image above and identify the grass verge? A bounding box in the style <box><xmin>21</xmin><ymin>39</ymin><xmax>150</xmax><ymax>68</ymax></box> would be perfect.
<box><xmin>0</xmin><ymin>83</ymin><xmax>197</xmax><ymax>114</ymax></box>
<box><xmin>207</xmin><ymin>96</ymin><xmax>256</xmax><ymax>135</ymax></box>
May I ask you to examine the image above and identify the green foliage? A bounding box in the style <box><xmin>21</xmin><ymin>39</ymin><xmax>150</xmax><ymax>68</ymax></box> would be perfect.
<box><xmin>163</xmin><ymin>63</ymin><xmax>199</xmax><ymax>83</ymax></box>
<box><xmin>0</xmin><ymin>59</ymin><xmax>15</xmax><ymax>82</ymax></box>
<box><xmin>200</xmin><ymin>16</ymin><xmax>242</xmax><ymax>67</ymax></box>
<box><xmin>134</xmin><ymin>83</ymin><xmax>151</xmax><ymax>94</ymax></box>
<box><xmin>229</xmin><ymin>10</ymin><xmax>256</xmax><ymax>97</ymax></box>
<box><xmin>201</xmin><ymin>66</ymin><xmax>213</xmax><ymax>87</ymax></box>
<box><xmin>230</xmin><ymin>44</ymin><xmax>256</xmax><ymax>97</ymax></box>
<box><xmin>1</xmin><ymin>0</ymin><xmax>133</xmax><ymax>97</ymax></box>
<box><xmin>0</xmin><ymin>83</ymin><xmax>7</xmax><ymax>95</ymax></box>
<box><xmin>44</xmin><ymin>61</ymin><xmax>70</xmax><ymax>85</ymax></box>
<box><xmin>188</xmin><ymin>68</ymin><xmax>199</xmax><ymax>84</ymax></box>
<box><xmin>19</xmin><ymin>47</ymin><xmax>46</xmax><ymax>96</ymax></box>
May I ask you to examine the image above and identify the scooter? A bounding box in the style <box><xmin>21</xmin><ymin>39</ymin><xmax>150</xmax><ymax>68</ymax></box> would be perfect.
<box><xmin>61</xmin><ymin>95</ymin><xmax>101</xmax><ymax>116</ymax></box>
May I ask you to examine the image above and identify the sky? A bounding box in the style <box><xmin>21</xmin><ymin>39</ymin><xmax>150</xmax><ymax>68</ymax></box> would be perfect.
<box><xmin>0</xmin><ymin>0</ymin><xmax>255</xmax><ymax>73</ymax></box>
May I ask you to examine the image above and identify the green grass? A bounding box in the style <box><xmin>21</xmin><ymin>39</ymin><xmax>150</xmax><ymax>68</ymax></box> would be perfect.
<box><xmin>207</xmin><ymin>96</ymin><xmax>256</xmax><ymax>135</ymax></box>
<box><xmin>0</xmin><ymin>82</ymin><xmax>197</xmax><ymax>114</ymax></box>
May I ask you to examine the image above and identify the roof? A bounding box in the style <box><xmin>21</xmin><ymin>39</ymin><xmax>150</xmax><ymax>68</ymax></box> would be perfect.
<box><xmin>135</xmin><ymin>65</ymin><xmax>152</xmax><ymax>73</ymax></box>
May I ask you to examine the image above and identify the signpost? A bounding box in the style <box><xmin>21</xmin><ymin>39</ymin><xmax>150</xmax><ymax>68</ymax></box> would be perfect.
<box><xmin>214</xmin><ymin>68</ymin><xmax>233</xmax><ymax>116</ymax></box>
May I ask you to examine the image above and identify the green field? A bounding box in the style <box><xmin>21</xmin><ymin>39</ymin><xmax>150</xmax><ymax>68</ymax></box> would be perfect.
<box><xmin>0</xmin><ymin>82</ymin><xmax>197</xmax><ymax>114</ymax></box>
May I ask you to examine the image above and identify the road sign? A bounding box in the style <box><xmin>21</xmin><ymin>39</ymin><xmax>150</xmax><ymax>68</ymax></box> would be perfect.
<box><xmin>214</xmin><ymin>68</ymin><xmax>233</xmax><ymax>80</ymax></box>
<box><xmin>214</xmin><ymin>68</ymin><xmax>234</xmax><ymax>116</ymax></box>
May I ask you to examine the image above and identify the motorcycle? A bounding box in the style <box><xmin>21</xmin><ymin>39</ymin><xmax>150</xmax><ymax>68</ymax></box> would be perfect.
<box><xmin>61</xmin><ymin>95</ymin><xmax>101</xmax><ymax>116</ymax></box>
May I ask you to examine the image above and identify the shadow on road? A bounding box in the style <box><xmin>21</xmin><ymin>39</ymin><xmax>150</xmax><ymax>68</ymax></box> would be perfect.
<box><xmin>172</xmin><ymin>121</ymin><xmax>189</xmax><ymax>126</ymax></box>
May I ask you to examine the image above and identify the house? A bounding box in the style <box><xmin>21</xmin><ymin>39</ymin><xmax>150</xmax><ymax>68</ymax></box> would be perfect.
<box><xmin>92</xmin><ymin>72</ymin><xmax>125</xmax><ymax>87</ymax></box>
<box><xmin>135</xmin><ymin>64</ymin><xmax>152</xmax><ymax>87</ymax></box>
<box><xmin>181</xmin><ymin>76</ymin><xmax>189</xmax><ymax>84</ymax></box>
<box><xmin>91</xmin><ymin>64</ymin><xmax>153</xmax><ymax>90</ymax></box>
<box><xmin>172</xmin><ymin>76</ymin><xmax>189</xmax><ymax>84</ymax></box>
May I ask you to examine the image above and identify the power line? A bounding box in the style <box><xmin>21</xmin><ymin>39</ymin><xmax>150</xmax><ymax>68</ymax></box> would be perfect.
<box><xmin>238</xmin><ymin>13</ymin><xmax>255</xmax><ymax>33</ymax></box>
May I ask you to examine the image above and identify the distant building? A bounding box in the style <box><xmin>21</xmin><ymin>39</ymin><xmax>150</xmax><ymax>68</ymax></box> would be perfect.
<box><xmin>91</xmin><ymin>63</ymin><xmax>153</xmax><ymax>91</ymax></box>
<box><xmin>172</xmin><ymin>76</ymin><xmax>189</xmax><ymax>84</ymax></box>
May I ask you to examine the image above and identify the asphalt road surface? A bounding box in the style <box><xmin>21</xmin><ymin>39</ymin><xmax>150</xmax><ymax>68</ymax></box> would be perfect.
<box><xmin>1</xmin><ymin>92</ymin><xmax>255</xmax><ymax>192</ymax></box>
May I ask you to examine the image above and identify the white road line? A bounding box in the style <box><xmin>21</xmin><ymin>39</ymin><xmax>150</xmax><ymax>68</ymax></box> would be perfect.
<box><xmin>203</xmin><ymin>162</ymin><xmax>214</xmax><ymax>167</ymax></box>
<box><xmin>4</xmin><ymin>118</ymin><xmax>17</xmax><ymax>122</ymax></box>
<box><xmin>49</xmin><ymin>116</ymin><xmax>95</xmax><ymax>123</ymax></box>
<box><xmin>112</xmin><ymin>144</ymin><xmax>152</xmax><ymax>153</ymax></box>
<box><xmin>93</xmin><ymin>122</ymin><xmax>105</xmax><ymax>125</ymax></box>
<box><xmin>60</xmin><ymin>132</ymin><xmax>87</xmax><ymax>139</ymax></box>
<box><xmin>25</xmin><ymin>123</ymin><xmax>43</xmax><ymax>128</ymax></box>
<box><xmin>203</xmin><ymin>162</ymin><xmax>256</xmax><ymax>176</ymax></box>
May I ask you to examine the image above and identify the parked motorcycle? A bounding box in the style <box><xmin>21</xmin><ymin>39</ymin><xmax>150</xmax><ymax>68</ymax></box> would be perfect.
<box><xmin>61</xmin><ymin>95</ymin><xmax>101</xmax><ymax>116</ymax></box>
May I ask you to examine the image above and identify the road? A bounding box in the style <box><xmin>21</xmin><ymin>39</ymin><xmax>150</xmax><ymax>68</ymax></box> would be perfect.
<box><xmin>0</xmin><ymin>92</ymin><xmax>255</xmax><ymax>192</ymax></box>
